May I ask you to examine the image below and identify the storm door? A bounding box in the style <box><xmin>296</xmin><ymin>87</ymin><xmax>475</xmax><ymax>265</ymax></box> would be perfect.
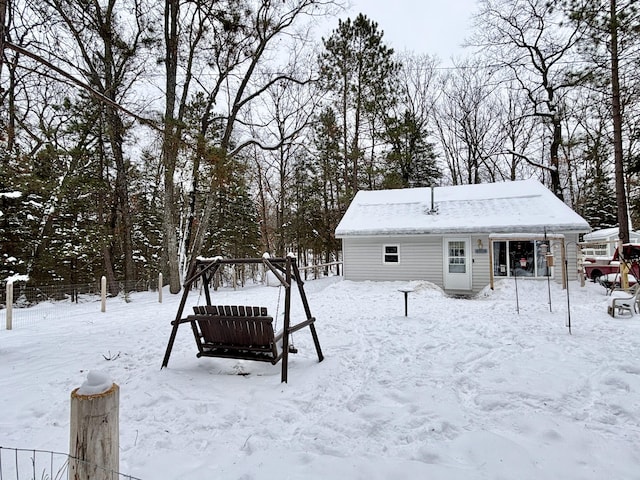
<box><xmin>443</xmin><ymin>237</ymin><xmax>472</xmax><ymax>290</ymax></box>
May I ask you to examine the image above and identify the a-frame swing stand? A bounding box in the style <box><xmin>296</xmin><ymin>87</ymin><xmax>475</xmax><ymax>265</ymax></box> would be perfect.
<box><xmin>161</xmin><ymin>256</ymin><xmax>324</xmax><ymax>383</ymax></box>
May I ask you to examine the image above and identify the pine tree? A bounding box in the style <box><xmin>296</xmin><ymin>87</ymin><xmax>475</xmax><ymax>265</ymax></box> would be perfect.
<box><xmin>382</xmin><ymin>110</ymin><xmax>440</xmax><ymax>188</ymax></box>
<box><xmin>319</xmin><ymin>13</ymin><xmax>400</xmax><ymax>197</ymax></box>
<box><xmin>202</xmin><ymin>155</ymin><xmax>261</xmax><ymax>260</ymax></box>
<box><xmin>563</xmin><ymin>0</ymin><xmax>640</xmax><ymax>241</ymax></box>
<box><xmin>0</xmin><ymin>150</ymin><xmax>28</xmax><ymax>280</ymax></box>
<box><xmin>579</xmin><ymin>159</ymin><xmax>618</xmax><ymax>230</ymax></box>
<box><xmin>308</xmin><ymin>108</ymin><xmax>344</xmax><ymax>263</ymax></box>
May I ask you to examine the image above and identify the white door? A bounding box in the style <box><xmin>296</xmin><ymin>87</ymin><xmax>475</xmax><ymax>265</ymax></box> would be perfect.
<box><xmin>444</xmin><ymin>237</ymin><xmax>472</xmax><ymax>290</ymax></box>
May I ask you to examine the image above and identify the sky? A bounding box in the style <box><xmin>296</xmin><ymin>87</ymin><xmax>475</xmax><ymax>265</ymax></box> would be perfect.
<box><xmin>2</xmin><ymin>275</ymin><xmax>640</xmax><ymax>479</ymax></box>
<box><xmin>334</xmin><ymin>0</ymin><xmax>479</xmax><ymax>64</ymax></box>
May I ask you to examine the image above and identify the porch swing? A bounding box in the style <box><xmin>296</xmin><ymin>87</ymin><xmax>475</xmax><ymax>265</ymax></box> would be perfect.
<box><xmin>160</xmin><ymin>255</ymin><xmax>324</xmax><ymax>383</ymax></box>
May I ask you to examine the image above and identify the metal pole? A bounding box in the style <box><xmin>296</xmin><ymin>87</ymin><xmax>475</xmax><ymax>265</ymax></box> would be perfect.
<box><xmin>547</xmin><ymin>272</ymin><xmax>552</xmax><ymax>312</ymax></box>
<box><xmin>545</xmin><ymin>229</ymin><xmax>552</xmax><ymax>312</ymax></box>
<box><xmin>565</xmin><ymin>258</ymin><xmax>572</xmax><ymax>335</ymax></box>
<box><xmin>281</xmin><ymin>256</ymin><xmax>292</xmax><ymax>383</ymax></box>
<box><xmin>514</xmin><ymin>266</ymin><xmax>520</xmax><ymax>314</ymax></box>
<box><xmin>404</xmin><ymin>291</ymin><xmax>408</xmax><ymax>316</ymax></box>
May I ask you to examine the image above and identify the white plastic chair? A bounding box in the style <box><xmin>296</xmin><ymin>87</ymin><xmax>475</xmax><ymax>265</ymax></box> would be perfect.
<box><xmin>608</xmin><ymin>285</ymin><xmax>640</xmax><ymax>317</ymax></box>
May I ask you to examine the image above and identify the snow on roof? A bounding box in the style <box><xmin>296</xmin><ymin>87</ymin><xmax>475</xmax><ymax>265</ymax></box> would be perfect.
<box><xmin>583</xmin><ymin>227</ymin><xmax>640</xmax><ymax>242</ymax></box>
<box><xmin>335</xmin><ymin>179</ymin><xmax>591</xmax><ymax>237</ymax></box>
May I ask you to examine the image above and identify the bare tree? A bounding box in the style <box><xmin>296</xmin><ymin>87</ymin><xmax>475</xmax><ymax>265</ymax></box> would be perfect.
<box><xmin>183</xmin><ymin>0</ymin><xmax>339</xmax><ymax>274</ymax></box>
<box><xmin>1</xmin><ymin>0</ymin><xmax>155</xmax><ymax>290</ymax></box>
<box><xmin>0</xmin><ymin>0</ymin><xmax>6</xmax><ymax>77</ymax></box>
<box><xmin>161</xmin><ymin>0</ymin><xmax>236</xmax><ymax>293</ymax></box>
<box><xmin>492</xmin><ymin>84</ymin><xmax>538</xmax><ymax>182</ymax></box>
<box><xmin>434</xmin><ymin>59</ymin><xmax>502</xmax><ymax>185</ymax></box>
<box><xmin>251</xmin><ymin>61</ymin><xmax>323</xmax><ymax>256</ymax></box>
<box><xmin>470</xmin><ymin>0</ymin><xmax>588</xmax><ymax>199</ymax></box>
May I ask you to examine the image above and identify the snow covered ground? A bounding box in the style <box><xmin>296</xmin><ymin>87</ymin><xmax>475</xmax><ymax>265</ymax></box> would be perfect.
<box><xmin>1</xmin><ymin>276</ymin><xmax>640</xmax><ymax>479</ymax></box>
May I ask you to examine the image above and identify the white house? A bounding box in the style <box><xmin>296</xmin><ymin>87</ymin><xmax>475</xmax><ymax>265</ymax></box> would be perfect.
<box><xmin>581</xmin><ymin>227</ymin><xmax>640</xmax><ymax>260</ymax></box>
<box><xmin>334</xmin><ymin>179</ymin><xmax>591</xmax><ymax>294</ymax></box>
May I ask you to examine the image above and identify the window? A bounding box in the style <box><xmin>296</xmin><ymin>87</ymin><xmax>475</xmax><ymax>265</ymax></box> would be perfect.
<box><xmin>383</xmin><ymin>245</ymin><xmax>399</xmax><ymax>264</ymax></box>
<box><xmin>448</xmin><ymin>241</ymin><xmax>466</xmax><ymax>273</ymax></box>
<box><xmin>582</xmin><ymin>244</ymin><xmax>608</xmax><ymax>257</ymax></box>
<box><xmin>493</xmin><ymin>240</ymin><xmax>551</xmax><ymax>278</ymax></box>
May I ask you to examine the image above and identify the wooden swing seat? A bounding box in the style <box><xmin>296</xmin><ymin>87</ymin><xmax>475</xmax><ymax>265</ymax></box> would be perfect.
<box><xmin>174</xmin><ymin>305</ymin><xmax>284</xmax><ymax>364</ymax></box>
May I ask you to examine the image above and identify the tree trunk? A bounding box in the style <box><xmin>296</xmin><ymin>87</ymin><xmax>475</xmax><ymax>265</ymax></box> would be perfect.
<box><xmin>255</xmin><ymin>161</ymin><xmax>272</xmax><ymax>253</ymax></box>
<box><xmin>102</xmin><ymin>242</ymin><xmax>119</xmax><ymax>297</ymax></box>
<box><xmin>610</xmin><ymin>0</ymin><xmax>629</xmax><ymax>244</ymax></box>
<box><xmin>97</xmin><ymin>151</ymin><xmax>119</xmax><ymax>297</ymax></box>
<box><xmin>183</xmin><ymin>135</ymin><xmax>203</xmax><ymax>263</ymax></box>
<box><xmin>549</xmin><ymin>118</ymin><xmax>565</xmax><ymax>201</ymax></box>
<box><xmin>106</xmin><ymin>109</ymin><xmax>135</xmax><ymax>288</ymax></box>
<box><xmin>162</xmin><ymin>164</ymin><xmax>181</xmax><ymax>293</ymax></box>
<box><xmin>0</xmin><ymin>0</ymin><xmax>6</xmax><ymax>77</ymax></box>
<box><xmin>162</xmin><ymin>0</ymin><xmax>182</xmax><ymax>294</ymax></box>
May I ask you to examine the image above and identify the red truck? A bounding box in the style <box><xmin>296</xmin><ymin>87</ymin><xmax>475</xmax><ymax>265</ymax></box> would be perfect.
<box><xmin>582</xmin><ymin>258</ymin><xmax>621</xmax><ymax>281</ymax></box>
<box><xmin>582</xmin><ymin>243</ymin><xmax>640</xmax><ymax>285</ymax></box>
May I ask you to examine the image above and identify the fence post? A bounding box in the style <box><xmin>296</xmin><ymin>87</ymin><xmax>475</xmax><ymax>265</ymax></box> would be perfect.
<box><xmin>69</xmin><ymin>372</ymin><xmax>119</xmax><ymax>480</ymax></box>
<box><xmin>100</xmin><ymin>276</ymin><xmax>106</xmax><ymax>312</ymax></box>
<box><xmin>6</xmin><ymin>280</ymin><xmax>13</xmax><ymax>330</ymax></box>
<box><xmin>158</xmin><ymin>272</ymin><xmax>163</xmax><ymax>303</ymax></box>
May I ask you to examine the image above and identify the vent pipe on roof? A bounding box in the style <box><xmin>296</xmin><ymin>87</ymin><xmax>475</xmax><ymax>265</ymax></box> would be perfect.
<box><xmin>429</xmin><ymin>186</ymin><xmax>437</xmax><ymax>214</ymax></box>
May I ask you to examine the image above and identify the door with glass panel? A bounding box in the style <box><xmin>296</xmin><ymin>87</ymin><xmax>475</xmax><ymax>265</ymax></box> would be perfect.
<box><xmin>444</xmin><ymin>238</ymin><xmax>472</xmax><ymax>290</ymax></box>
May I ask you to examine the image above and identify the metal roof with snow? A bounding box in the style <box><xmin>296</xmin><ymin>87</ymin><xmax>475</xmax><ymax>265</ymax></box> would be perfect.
<box><xmin>335</xmin><ymin>179</ymin><xmax>591</xmax><ymax>237</ymax></box>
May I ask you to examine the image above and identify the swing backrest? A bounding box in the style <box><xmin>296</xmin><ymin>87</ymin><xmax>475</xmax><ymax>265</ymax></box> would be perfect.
<box><xmin>187</xmin><ymin>305</ymin><xmax>281</xmax><ymax>363</ymax></box>
<box><xmin>194</xmin><ymin>305</ymin><xmax>268</xmax><ymax>317</ymax></box>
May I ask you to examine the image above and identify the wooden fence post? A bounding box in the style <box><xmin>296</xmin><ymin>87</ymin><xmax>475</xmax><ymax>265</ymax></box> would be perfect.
<box><xmin>69</xmin><ymin>372</ymin><xmax>119</xmax><ymax>480</ymax></box>
<box><xmin>100</xmin><ymin>276</ymin><xmax>106</xmax><ymax>313</ymax></box>
<box><xmin>158</xmin><ymin>272</ymin><xmax>163</xmax><ymax>303</ymax></box>
<box><xmin>5</xmin><ymin>280</ymin><xmax>12</xmax><ymax>330</ymax></box>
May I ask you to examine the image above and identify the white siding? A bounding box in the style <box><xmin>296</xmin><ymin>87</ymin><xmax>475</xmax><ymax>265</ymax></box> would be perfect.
<box><xmin>342</xmin><ymin>236</ymin><xmax>443</xmax><ymax>284</ymax></box>
<box><xmin>471</xmin><ymin>235</ymin><xmax>491</xmax><ymax>293</ymax></box>
<box><xmin>341</xmin><ymin>232</ymin><xmax>583</xmax><ymax>294</ymax></box>
<box><xmin>564</xmin><ymin>233</ymin><xmax>581</xmax><ymax>281</ymax></box>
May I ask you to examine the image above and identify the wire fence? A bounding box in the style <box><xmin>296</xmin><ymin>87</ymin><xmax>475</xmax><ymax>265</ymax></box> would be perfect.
<box><xmin>299</xmin><ymin>261</ymin><xmax>342</xmax><ymax>280</ymax></box>
<box><xmin>0</xmin><ymin>278</ymin><xmax>159</xmax><ymax>306</ymax></box>
<box><xmin>0</xmin><ymin>446</ymin><xmax>141</xmax><ymax>480</ymax></box>
<box><xmin>0</xmin><ymin>279</ymin><xmax>160</xmax><ymax>330</ymax></box>
<box><xmin>0</xmin><ymin>263</ymin><xmax>342</xmax><ymax>330</ymax></box>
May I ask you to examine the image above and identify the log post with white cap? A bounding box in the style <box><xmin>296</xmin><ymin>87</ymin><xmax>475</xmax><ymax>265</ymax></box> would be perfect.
<box><xmin>69</xmin><ymin>371</ymin><xmax>119</xmax><ymax>480</ymax></box>
<box><xmin>5</xmin><ymin>279</ymin><xmax>13</xmax><ymax>330</ymax></box>
<box><xmin>100</xmin><ymin>276</ymin><xmax>107</xmax><ymax>312</ymax></box>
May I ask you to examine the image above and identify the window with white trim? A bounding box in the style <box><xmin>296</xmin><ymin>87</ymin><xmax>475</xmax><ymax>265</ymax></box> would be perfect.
<box><xmin>383</xmin><ymin>245</ymin><xmax>400</xmax><ymax>264</ymax></box>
